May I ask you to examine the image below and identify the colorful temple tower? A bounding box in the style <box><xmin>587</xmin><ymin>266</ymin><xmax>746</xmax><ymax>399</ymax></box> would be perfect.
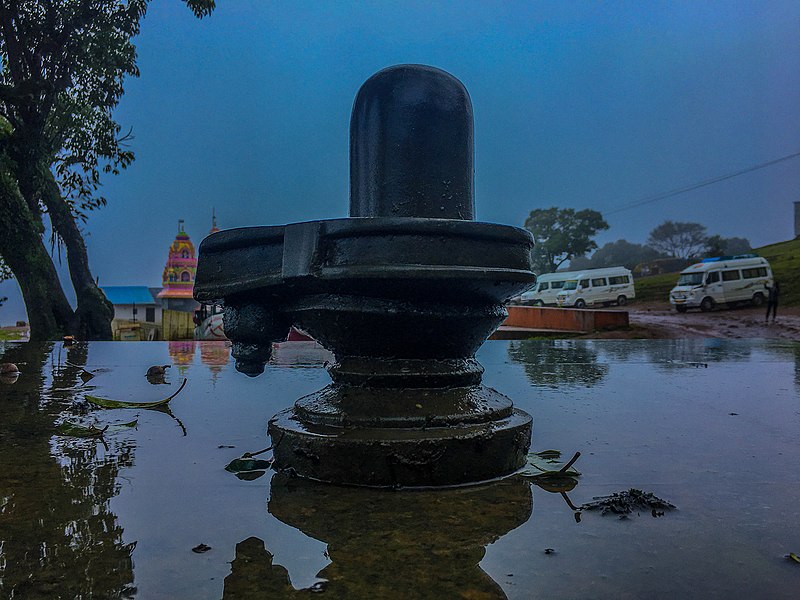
<box><xmin>158</xmin><ymin>220</ymin><xmax>199</xmax><ymax>311</ymax></box>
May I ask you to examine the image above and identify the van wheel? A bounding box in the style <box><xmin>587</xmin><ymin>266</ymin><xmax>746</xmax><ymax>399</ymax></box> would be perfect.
<box><xmin>575</xmin><ymin>299</ymin><xmax>586</xmax><ymax>309</ymax></box>
<box><xmin>533</xmin><ymin>300</ymin><xmax>544</xmax><ymax>307</ymax></box>
<box><xmin>751</xmin><ymin>293</ymin><xmax>765</xmax><ymax>307</ymax></box>
<box><xmin>676</xmin><ymin>305</ymin><xmax>688</xmax><ymax>313</ymax></box>
<box><xmin>616</xmin><ymin>295</ymin><xmax>627</xmax><ymax>306</ymax></box>
<box><xmin>700</xmin><ymin>297</ymin><xmax>715</xmax><ymax>312</ymax></box>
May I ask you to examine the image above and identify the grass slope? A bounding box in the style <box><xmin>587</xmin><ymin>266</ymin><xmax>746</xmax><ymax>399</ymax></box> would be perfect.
<box><xmin>634</xmin><ymin>238</ymin><xmax>800</xmax><ymax>306</ymax></box>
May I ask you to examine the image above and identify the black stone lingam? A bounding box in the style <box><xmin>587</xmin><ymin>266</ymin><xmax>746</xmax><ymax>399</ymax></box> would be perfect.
<box><xmin>194</xmin><ymin>64</ymin><xmax>536</xmax><ymax>487</ymax></box>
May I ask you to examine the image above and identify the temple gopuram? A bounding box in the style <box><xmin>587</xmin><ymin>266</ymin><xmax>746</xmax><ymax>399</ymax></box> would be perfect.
<box><xmin>102</xmin><ymin>216</ymin><xmax>226</xmax><ymax>340</ymax></box>
<box><xmin>158</xmin><ymin>219</ymin><xmax>200</xmax><ymax>312</ymax></box>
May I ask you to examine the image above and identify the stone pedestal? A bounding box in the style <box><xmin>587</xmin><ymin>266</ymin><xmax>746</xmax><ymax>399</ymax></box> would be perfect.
<box><xmin>194</xmin><ymin>65</ymin><xmax>536</xmax><ymax>487</ymax></box>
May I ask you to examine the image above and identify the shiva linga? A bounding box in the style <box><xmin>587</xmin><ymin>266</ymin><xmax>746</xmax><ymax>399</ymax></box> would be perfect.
<box><xmin>194</xmin><ymin>64</ymin><xmax>536</xmax><ymax>487</ymax></box>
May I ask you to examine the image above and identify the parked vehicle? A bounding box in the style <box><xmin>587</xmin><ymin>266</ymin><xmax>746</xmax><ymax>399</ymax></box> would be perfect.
<box><xmin>669</xmin><ymin>254</ymin><xmax>773</xmax><ymax>313</ymax></box>
<box><xmin>517</xmin><ymin>272</ymin><xmax>570</xmax><ymax>306</ymax></box>
<box><xmin>555</xmin><ymin>267</ymin><xmax>635</xmax><ymax>308</ymax></box>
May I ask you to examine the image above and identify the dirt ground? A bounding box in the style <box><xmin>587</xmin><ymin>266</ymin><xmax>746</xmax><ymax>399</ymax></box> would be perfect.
<box><xmin>584</xmin><ymin>302</ymin><xmax>800</xmax><ymax>340</ymax></box>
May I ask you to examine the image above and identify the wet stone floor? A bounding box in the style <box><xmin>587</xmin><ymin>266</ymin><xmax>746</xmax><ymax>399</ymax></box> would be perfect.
<box><xmin>0</xmin><ymin>339</ymin><xmax>799</xmax><ymax>599</ymax></box>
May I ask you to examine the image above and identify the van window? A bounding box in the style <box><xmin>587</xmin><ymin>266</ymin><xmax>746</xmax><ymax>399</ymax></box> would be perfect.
<box><xmin>742</xmin><ymin>267</ymin><xmax>767</xmax><ymax>279</ymax></box>
<box><xmin>608</xmin><ymin>275</ymin><xmax>629</xmax><ymax>285</ymax></box>
<box><xmin>538</xmin><ymin>282</ymin><xmax>549</xmax><ymax>291</ymax></box>
<box><xmin>706</xmin><ymin>271</ymin><xmax>720</xmax><ymax>284</ymax></box>
<box><xmin>580</xmin><ymin>279</ymin><xmax>590</xmax><ymax>288</ymax></box>
<box><xmin>591</xmin><ymin>278</ymin><xmax>607</xmax><ymax>287</ymax></box>
<box><xmin>678</xmin><ymin>272</ymin><xmax>704</xmax><ymax>286</ymax></box>
<box><xmin>722</xmin><ymin>270</ymin><xmax>740</xmax><ymax>281</ymax></box>
<box><xmin>551</xmin><ymin>281</ymin><xmax>565</xmax><ymax>289</ymax></box>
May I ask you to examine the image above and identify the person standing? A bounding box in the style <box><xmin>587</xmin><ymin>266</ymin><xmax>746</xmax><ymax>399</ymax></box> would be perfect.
<box><xmin>764</xmin><ymin>280</ymin><xmax>780</xmax><ymax>323</ymax></box>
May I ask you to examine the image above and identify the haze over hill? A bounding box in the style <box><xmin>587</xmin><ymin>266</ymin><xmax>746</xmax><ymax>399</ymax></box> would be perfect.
<box><xmin>1</xmin><ymin>1</ymin><xmax>799</xmax><ymax>325</ymax></box>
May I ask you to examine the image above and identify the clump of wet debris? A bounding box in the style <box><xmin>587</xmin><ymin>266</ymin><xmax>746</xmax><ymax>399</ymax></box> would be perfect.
<box><xmin>581</xmin><ymin>488</ymin><xmax>676</xmax><ymax>518</ymax></box>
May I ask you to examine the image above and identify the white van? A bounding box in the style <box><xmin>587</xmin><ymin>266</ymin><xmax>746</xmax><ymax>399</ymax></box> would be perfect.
<box><xmin>669</xmin><ymin>254</ymin><xmax>773</xmax><ymax>312</ymax></box>
<box><xmin>555</xmin><ymin>267</ymin><xmax>635</xmax><ymax>308</ymax></box>
<box><xmin>517</xmin><ymin>272</ymin><xmax>570</xmax><ymax>306</ymax></box>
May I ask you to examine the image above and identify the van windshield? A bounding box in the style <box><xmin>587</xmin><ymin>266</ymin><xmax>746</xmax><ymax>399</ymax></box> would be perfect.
<box><xmin>562</xmin><ymin>280</ymin><xmax>578</xmax><ymax>290</ymax></box>
<box><xmin>677</xmin><ymin>273</ymin><xmax>704</xmax><ymax>286</ymax></box>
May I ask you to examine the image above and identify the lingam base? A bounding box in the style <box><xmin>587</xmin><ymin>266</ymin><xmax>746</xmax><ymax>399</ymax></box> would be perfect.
<box><xmin>268</xmin><ymin>358</ymin><xmax>532</xmax><ymax>487</ymax></box>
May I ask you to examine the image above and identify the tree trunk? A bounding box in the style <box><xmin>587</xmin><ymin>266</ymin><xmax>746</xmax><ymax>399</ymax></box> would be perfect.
<box><xmin>40</xmin><ymin>172</ymin><xmax>114</xmax><ymax>340</ymax></box>
<box><xmin>0</xmin><ymin>173</ymin><xmax>76</xmax><ymax>340</ymax></box>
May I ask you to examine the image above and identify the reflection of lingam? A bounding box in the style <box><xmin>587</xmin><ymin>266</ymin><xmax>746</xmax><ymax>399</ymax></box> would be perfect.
<box><xmin>195</xmin><ymin>65</ymin><xmax>536</xmax><ymax>487</ymax></box>
<box><xmin>222</xmin><ymin>473</ymin><xmax>532</xmax><ymax>598</ymax></box>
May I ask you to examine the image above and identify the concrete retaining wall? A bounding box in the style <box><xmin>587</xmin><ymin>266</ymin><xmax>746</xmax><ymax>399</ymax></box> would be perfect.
<box><xmin>500</xmin><ymin>305</ymin><xmax>629</xmax><ymax>333</ymax></box>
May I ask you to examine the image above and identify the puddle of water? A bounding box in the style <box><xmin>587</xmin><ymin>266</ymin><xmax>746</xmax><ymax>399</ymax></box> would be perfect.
<box><xmin>1</xmin><ymin>339</ymin><xmax>799</xmax><ymax>598</ymax></box>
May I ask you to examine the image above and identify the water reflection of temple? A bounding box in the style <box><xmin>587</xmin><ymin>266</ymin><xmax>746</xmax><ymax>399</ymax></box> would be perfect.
<box><xmin>223</xmin><ymin>474</ymin><xmax>532</xmax><ymax>598</ymax></box>
<box><xmin>167</xmin><ymin>340</ymin><xmax>232</xmax><ymax>377</ymax></box>
<box><xmin>200</xmin><ymin>341</ymin><xmax>232</xmax><ymax>379</ymax></box>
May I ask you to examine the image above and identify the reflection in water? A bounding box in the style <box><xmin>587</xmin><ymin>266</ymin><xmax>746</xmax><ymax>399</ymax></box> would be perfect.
<box><xmin>0</xmin><ymin>343</ymin><xmax>136</xmax><ymax>599</ymax></box>
<box><xmin>508</xmin><ymin>339</ymin><xmax>608</xmax><ymax>388</ymax></box>
<box><xmin>168</xmin><ymin>340</ymin><xmax>197</xmax><ymax>375</ymax></box>
<box><xmin>199</xmin><ymin>340</ymin><xmax>232</xmax><ymax>380</ymax></box>
<box><xmin>645</xmin><ymin>338</ymin><xmax>754</xmax><ymax>370</ymax></box>
<box><xmin>223</xmin><ymin>474</ymin><xmax>533</xmax><ymax>599</ymax></box>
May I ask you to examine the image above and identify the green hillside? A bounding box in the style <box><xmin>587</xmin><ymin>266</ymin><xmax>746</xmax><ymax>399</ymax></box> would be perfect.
<box><xmin>634</xmin><ymin>238</ymin><xmax>800</xmax><ymax>306</ymax></box>
<box><xmin>757</xmin><ymin>238</ymin><xmax>800</xmax><ymax>305</ymax></box>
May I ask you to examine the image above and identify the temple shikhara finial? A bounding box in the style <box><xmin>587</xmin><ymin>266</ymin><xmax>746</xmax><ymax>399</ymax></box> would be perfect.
<box><xmin>210</xmin><ymin>208</ymin><xmax>219</xmax><ymax>234</ymax></box>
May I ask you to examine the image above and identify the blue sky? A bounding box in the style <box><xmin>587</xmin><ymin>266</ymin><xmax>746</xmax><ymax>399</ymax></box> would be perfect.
<box><xmin>2</xmin><ymin>0</ymin><xmax>799</xmax><ymax>324</ymax></box>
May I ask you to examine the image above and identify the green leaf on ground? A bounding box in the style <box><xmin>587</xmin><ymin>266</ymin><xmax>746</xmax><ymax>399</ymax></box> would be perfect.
<box><xmin>56</xmin><ymin>419</ymin><xmax>138</xmax><ymax>438</ymax></box>
<box><xmin>56</xmin><ymin>422</ymin><xmax>108</xmax><ymax>438</ymax></box>
<box><xmin>519</xmin><ymin>450</ymin><xmax>581</xmax><ymax>478</ymax></box>
<box><xmin>225</xmin><ymin>457</ymin><xmax>273</xmax><ymax>474</ymax></box>
<box><xmin>85</xmin><ymin>379</ymin><xmax>187</xmax><ymax>409</ymax></box>
<box><xmin>787</xmin><ymin>552</ymin><xmax>800</xmax><ymax>564</ymax></box>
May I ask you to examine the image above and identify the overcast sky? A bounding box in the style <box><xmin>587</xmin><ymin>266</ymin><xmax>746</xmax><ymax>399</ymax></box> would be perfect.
<box><xmin>2</xmin><ymin>0</ymin><xmax>799</xmax><ymax>324</ymax></box>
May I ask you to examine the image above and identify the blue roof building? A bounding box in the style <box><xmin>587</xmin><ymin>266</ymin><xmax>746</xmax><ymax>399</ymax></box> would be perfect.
<box><xmin>101</xmin><ymin>286</ymin><xmax>158</xmax><ymax>306</ymax></box>
<box><xmin>101</xmin><ymin>286</ymin><xmax>162</xmax><ymax>326</ymax></box>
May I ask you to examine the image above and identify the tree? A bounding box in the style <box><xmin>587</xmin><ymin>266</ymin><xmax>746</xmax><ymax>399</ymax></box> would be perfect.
<box><xmin>646</xmin><ymin>221</ymin><xmax>708</xmax><ymax>259</ymax></box>
<box><xmin>705</xmin><ymin>235</ymin><xmax>751</xmax><ymax>257</ymax></box>
<box><xmin>0</xmin><ymin>0</ymin><xmax>214</xmax><ymax>340</ymax></box>
<box><xmin>524</xmin><ymin>207</ymin><xmax>609</xmax><ymax>274</ymax></box>
<box><xmin>591</xmin><ymin>239</ymin><xmax>664</xmax><ymax>270</ymax></box>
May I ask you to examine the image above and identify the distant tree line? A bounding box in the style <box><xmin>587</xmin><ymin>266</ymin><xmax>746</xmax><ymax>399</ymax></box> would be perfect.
<box><xmin>524</xmin><ymin>209</ymin><xmax>751</xmax><ymax>274</ymax></box>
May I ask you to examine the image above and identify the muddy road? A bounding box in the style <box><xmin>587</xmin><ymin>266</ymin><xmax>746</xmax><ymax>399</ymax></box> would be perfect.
<box><xmin>618</xmin><ymin>303</ymin><xmax>800</xmax><ymax>340</ymax></box>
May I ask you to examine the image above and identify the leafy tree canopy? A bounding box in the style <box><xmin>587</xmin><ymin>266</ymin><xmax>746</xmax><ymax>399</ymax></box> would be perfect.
<box><xmin>572</xmin><ymin>239</ymin><xmax>665</xmax><ymax>271</ymax></box>
<box><xmin>705</xmin><ymin>235</ymin><xmax>751</xmax><ymax>257</ymax></box>
<box><xmin>0</xmin><ymin>0</ymin><xmax>214</xmax><ymax>340</ymax></box>
<box><xmin>645</xmin><ymin>221</ymin><xmax>708</xmax><ymax>259</ymax></box>
<box><xmin>524</xmin><ymin>207</ymin><xmax>609</xmax><ymax>274</ymax></box>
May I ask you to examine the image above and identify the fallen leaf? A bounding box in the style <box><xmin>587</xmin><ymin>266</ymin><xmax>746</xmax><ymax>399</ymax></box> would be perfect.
<box><xmin>146</xmin><ymin>365</ymin><xmax>171</xmax><ymax>377</ymax></box>
<box><xmin>86</xmin><ymin>379</ymin><xmax>187</xmax><ymax>409</ymax></box>
<box><xmin>56</xmin><ymin>422</ymin><xmax>108</xmax><ymax>438</ymax></box>
<box><xmin>225</xmin><ymin>457</ymin><xmax>273</xmax><ymax>474</ymax></box>
<box><xmin>56</xmin><ymin>419</ymin><xmax>138</xmax><ymax>438</ymax></box>
<box><xmin>235</xmin><ymin>471</ymin><xmax>266</xmax><ymax>481</ymax></box>
<box><xmin>519</xmin><ymin>450</ymin><xmax>581</xmax><ymax>478</ymax></box>
<box><xmin>787</xmin><ymin>552</ymin><xmax>800</xmax><ymax>564</ymax></box>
